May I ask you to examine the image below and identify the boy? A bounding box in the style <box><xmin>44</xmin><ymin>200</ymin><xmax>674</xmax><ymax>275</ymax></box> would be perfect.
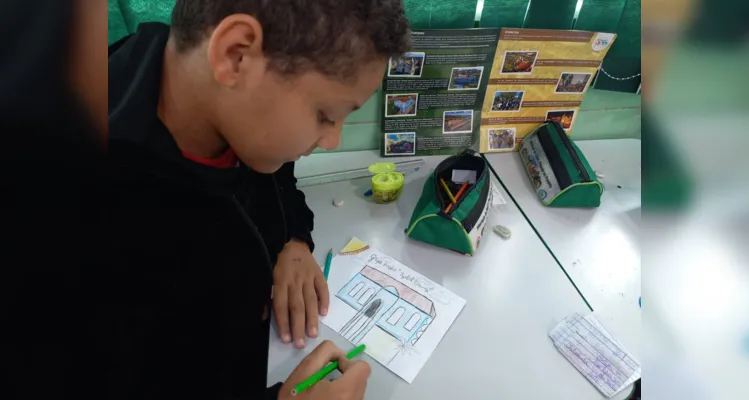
<box><xmin>108</xmin><ymin>0</ymin><xmax>410</xmax><ymax>399</ymax></box>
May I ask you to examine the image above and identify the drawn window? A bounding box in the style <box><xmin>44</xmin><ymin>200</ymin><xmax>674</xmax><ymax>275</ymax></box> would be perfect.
<box><xmin>404</xmin><ymin>314</ymin><xmax>421</xmax><ymax>331</ymax></box>
<box><xmin>348</xmin><ymin>282</ymin><xmax>364</xmax><ymax>298</ymax></box>
<box><xmin>357</xmin><ymin>288</ymin><xmax>374</xmax><ymax>305</ymax></box>
<box><xmin>386</xmin><ymin>307</ymin><xmax>405</xmax><ymax>325</ymax></box>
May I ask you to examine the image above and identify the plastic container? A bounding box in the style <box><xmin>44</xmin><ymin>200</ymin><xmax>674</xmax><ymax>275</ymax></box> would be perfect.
<box><xmin>368</xmin><ymin>162</ymin><xmax>404</xmax><ymax>204</ymax></box>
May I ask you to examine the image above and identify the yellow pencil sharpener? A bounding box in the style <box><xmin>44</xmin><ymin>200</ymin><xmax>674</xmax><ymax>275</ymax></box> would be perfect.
<box><xmin>368</xmin><ymin>162</ymin><xmax>404</xmax><ymax>204</ymax></box>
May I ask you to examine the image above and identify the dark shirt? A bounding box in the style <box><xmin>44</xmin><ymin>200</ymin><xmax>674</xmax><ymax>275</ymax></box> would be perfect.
<box><xmin>107</xmin><ymin>22</ymin><xmax>315</xmax><ymax>399</ymax></box>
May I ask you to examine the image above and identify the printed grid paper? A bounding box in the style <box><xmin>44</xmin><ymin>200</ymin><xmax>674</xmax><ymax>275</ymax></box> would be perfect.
<box><xmin>549</xmin><ymin>314</ymin><xmax>641</xmax><ymax>397</ymax></box>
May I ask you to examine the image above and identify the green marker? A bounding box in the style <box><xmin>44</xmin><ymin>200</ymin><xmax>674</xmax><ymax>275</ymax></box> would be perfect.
<box><xmin>291</xmin><ymin>344</ymin><xmax>366</xmax><ymax>396</ymax></box>
<box><xmin>323</xmin><ymin>249</ymin><xmax>333</xmax><ymax>280</ymax></box>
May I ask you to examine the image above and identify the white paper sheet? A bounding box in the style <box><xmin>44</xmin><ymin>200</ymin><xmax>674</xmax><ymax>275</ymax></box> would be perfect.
<box><xmin>320</xmin><ymin>238</ymin><xmax>466</xmax><ymax>383</ymax></box>
<box><xmin>549</xmin><ymin>313</ymin><xmax>641</xmax><ymax>397</ymax></box>
<box><xmin>451</xmin><ymin>169</ymin><xmax>477</xmax><ymax>184</ymax></box>
<box><xmin>491</xmin><ymin>182</ymin><xmax>507</xmax><ymax>206</ymax></box>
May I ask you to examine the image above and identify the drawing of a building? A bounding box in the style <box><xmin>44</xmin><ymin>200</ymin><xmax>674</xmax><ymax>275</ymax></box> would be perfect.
<box><xmin>337</xmin><ymin>266</ymin><xmax>436</xmax><ymax>347</ymax></box>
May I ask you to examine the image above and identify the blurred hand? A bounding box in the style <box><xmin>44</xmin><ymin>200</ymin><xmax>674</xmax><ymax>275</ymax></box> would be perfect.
<box><xmin>278</xmin><ymin>341</ymin><xmax>370</xmax><ymax>400</ymax></box>
<box><xmin>273</xmin><ymin>240</ymin><xmax>330</xmax><ymax>348</ymax></box>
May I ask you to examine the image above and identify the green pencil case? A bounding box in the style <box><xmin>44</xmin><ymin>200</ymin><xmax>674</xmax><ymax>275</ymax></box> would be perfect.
<box><xmin>406</xmin><ymin>151</ymin><xmax>492</xmax><ymax>256</ymax></box>
<box><xmin>519</xmin><ymin>121</ymin><xmax>602</xmax><ymax>207</ymax></box>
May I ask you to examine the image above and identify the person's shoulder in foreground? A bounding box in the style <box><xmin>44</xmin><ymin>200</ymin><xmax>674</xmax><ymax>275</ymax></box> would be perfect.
<box><xmin>108</xmin><ymin>1</ymin><xmax>410</xmax><ymax>399</ymax></box>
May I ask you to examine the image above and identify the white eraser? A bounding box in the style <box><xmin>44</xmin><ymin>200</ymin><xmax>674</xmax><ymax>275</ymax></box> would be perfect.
<box><xmin>452</xmin><ymin>169</ymin><xmax>477</xmax><ymax>184</ymax></box>
<box><xmin>333</xmin><ymin>198</ymin><xmax>344</xmax><ymax>207</ymax></box>
<box><xmin>595</xmin><ymin>171</ymin><xmax>605</xmax><ymax>179</ymax></box>
<box><xmin>493</xmin><ymin>225</ymin><xmax>511</xmax><ymax>239</ymax></box>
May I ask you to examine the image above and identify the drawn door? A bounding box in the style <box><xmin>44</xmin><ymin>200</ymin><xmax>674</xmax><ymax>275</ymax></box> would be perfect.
<box><xmin>339</xmin><ymin>287</ymin><xmax>399</xmax><ymax>344</ymax></box>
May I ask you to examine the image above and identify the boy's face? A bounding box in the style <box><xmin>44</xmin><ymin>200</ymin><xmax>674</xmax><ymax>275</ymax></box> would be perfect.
<box><xmin>205</xmin><ymin>15</ymin><xmax>387</xmax><ymax>173</ymax></box>
<box><xmin>215</xmin><ymin>60</ymin><xmax>384</xmax><ymax>173</ymax></box>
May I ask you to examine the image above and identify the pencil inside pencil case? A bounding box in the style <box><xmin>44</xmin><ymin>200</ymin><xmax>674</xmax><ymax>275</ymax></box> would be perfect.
<box><xmin>406</xmin><ymin>151</ymin><xmax>492</xmax><ymax>256</ymax></box>
<box><xmin>518</xmin><ymin>121</ymin><xmax>602</xmax><ymax>207</ymax></box>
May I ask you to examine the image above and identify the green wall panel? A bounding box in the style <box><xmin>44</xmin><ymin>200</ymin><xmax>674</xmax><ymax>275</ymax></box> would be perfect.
<box><xmin>344</xmin><ymin>92</ymin><xmax>381</xmax><ymax>124</ymax></box>
<box><xmin>403</xmin><ymin>0</ymin><xmax>479</xmax><ymax>29</ymax></box>
<box><xmin>335</xmin><ymin>124</ymin><xmax>383</xmax><ymax>153</ymax></box>
<box><xmin>523</xmin><ymin>0</ymin><xmax>577</xmax><ymax>30</ymax></box>
<box><xmin>402</xmin><ymin>0</ymin><xmax>432</xmax><ymax>29</ymax></box>
<box><xmin>479</xmin><ymin>0</ymin><xmax>530</xmax><ymax>28</ymax></box>
<box><xmin>687</xmin><ymin>0</ymin><xmax>749</xmax><ymax>43</ymax></box>
<box><xmin>108</xmin><ymin>0</ymin><xmax>174</xmax><ymax>44</ymax></box>
<box><xmin>573</xmin><ymin>0</ymin><xmax>626</xmax><ymax>32</ymax></box>
<box><xmin>605</xmin><ymin>0</ymin><xmax>641</xmax><ymax>59</ymax></box>
<box><xmin>594</xmin><ymin>0</ymin><xmax>641</xmax><ymax>92</ymax></box>
<box><xmin>110</xmin><ymin>0</ymin><xmax>481</xmax><ymax>39</ymax></box>
<box><xmin>594</xmin><ymin>57</ymin><xmax>641</xmax><ymax>93</ymax></box>
<box><xmin>108</xmin><ymin>0</ymin><xmax>130</xmax><ymax>45</ymax></box>
<box><xmin>428</xmin><ymin>0</ymin><xmax>480</xmax><ymax>28</ymax></box>
<box><xmin>601</xmin><ymin>88</ymin><xmax>643</xmax><ymax>109</ymax></box>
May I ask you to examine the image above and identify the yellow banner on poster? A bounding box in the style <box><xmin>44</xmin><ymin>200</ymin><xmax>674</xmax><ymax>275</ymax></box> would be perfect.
<box><xmin>479</xmin><ymin>28</ymin><xmax>616</xmax><ymax>153</ymax></box>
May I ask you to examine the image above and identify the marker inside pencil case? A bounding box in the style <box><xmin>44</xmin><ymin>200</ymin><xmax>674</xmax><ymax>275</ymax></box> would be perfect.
<box><xmin>406</xmin><ymin>150</ymin><xmax>492</xmax><ymax>256</ymax></box>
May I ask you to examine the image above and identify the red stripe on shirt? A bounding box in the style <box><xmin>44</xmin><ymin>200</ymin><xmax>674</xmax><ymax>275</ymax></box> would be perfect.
<box><xmin>182</xmin><ymin>147</ymin><xmax>238</xmax><ymax>168</ymax></box>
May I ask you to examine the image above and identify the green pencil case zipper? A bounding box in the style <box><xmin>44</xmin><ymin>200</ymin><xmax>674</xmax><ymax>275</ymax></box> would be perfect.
<box><xmin>518</xmin><ymin>121</ymin><xmax>603</xmax><ymax>207</ymax></box>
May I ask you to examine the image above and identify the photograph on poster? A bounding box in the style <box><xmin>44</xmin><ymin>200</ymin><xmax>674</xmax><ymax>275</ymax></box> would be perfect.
<box><xmin>388</xmin><ymin>52</ymin><xmax>426</xmax><ymax>78</ymax></box>
<box><xmin>385</xmin><ymin>94</ymin><xmax>419</xmax><ymax>117</ymax></box>
<box><xmin>500</xmin><ymin>51</ymin><xmax>538</xmax><ymax>74</ymax></box>
<box><xmin>448</xmin><ymin>66</ymin><xmax>484</xmax><ymax>90</ymax></box>
<box><xmin>491</xmin><ymin>91</ymin><xmax>524</xmax><ymax>112</ymax></box>
<box><xmin>545</xmin><ymin>109</ymin><xmax>577</xmax><ymax>131</ymax></box>
<box><xmin>442</xmin><ymin>110</ymin><xmax>474</xmax><ymax>134</ymax></box>
<box><xmin>555</xmin><ymin>72</ymin><xmax>592</xmax><ymax>94</ymax></box>
<box><xmin>385</xmin><ymin>133</ymin><xmax>416</xmax><ymax>155</ymax></box>
<box><xmin>488</xmin><ymin>128</ymin><xmax>516</xmax><ymax>151</ymax></box>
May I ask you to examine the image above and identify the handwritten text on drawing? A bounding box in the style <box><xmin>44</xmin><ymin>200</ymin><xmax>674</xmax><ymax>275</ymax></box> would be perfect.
<box><xmin>399</xmin><ymin>272</ymin><xmax>433</xmax><ymax>294</ymax></box>
<box><xmin>365</xmin><ymin>252</ymin><xmax>454</xmax><ymax>305</ymax></box>
<box><xmin>367</xmin><ymin>254</ymin><xmax>434</xmax><ymax>293</ymax></box>
<box><xmin>368</xmin><ymin>253</ymin><xmax>397</xmax><ymax>272</ymax></box>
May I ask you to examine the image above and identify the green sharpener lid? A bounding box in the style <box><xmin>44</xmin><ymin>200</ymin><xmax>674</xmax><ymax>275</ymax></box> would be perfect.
<box><xmin>368</xmin><ymin>163</ymin><xmax>403</xmax><ymax>192</ymax></box>
<box><xmin>368</xmin><ymin>162</ymin><xmax>396</xmax><ymax>174</ymax></box>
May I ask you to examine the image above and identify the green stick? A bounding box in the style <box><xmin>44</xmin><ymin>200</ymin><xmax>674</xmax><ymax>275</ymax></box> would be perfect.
<box><xmin>323</xmin><ymin>249</ymin><xmax>334</xmax><ymax>280</ymax></box>
<box><xmin>291</xmin><ymin>344</ymin><xmax>367</xmax><ymax>396</ymax></box>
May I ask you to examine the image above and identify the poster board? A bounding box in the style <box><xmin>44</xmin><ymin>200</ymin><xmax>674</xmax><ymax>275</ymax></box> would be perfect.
<box><xmin>381</xmin><ymin>29</ymin><xmax>499</xmax><ymax>157</ymax></box>
<box><xmin>479</xmin><ymin>29</ymin><xmax>616</xmax><ymax>153</ymax></box>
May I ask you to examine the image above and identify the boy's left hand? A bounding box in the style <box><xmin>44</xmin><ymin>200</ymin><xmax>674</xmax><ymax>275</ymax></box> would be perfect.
<box><xmin>273</xmin><ymin>240</ymin><xmax>330</xmax><ymax>349</ymax></box>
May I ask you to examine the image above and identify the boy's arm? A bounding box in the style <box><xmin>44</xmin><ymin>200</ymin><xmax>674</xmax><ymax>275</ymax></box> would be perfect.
<box><xmin>275</xmin><ymin>162</ymin><xmax>315</xmax><ymax>251</ymax></box>
<box><xmin>273</xmin><ymin>162</ymin><xmax>330</xmax><ymax>347</ymax></box>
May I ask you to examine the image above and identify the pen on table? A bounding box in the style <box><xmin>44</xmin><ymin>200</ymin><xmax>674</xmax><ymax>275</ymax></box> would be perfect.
<box><xmin>445</xmin><ymin>181</ymin><xmax>468</xmax><ymax>213</ymax></box>
<box><xmin>439</xmin><ymin>178</ymin><xmax>456</xmax><ymax>204</ymax></box>
<box><xmin>292</xmin><ymin>344</ymin><xmax>367</xmax><ymax>396</ymax></box>
<box><xmin>323</xmin><ymin>249</ymin><xmax>334</xmax><ymax>280</ymax></box>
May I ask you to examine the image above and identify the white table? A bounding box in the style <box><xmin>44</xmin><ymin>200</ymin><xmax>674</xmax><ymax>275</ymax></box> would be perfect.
<box><xmin>268</xmin><ymin>151</ymin><xmax>631</xmax><ymax>399</ymax></box>
<box><xmin>483</xmin><ymin>139</ymin><xmax>642</xmax><ymax>369</ymax></box>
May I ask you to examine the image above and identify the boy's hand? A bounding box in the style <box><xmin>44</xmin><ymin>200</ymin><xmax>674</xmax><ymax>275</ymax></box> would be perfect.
<box><xmin>278</xmin><ymin>340</ymin><xmax>370</xmax><ymax>400</ymax></box>
<box><xmin>274</xmin><ymin>240</ymin><xmax>330</xmax><ymax>348</ymax></box>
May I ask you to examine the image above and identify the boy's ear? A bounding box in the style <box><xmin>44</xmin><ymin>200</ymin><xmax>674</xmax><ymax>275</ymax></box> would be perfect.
<box><xmin>207</xmin><ymin>14</ymin><xmax>265</xmax><ymax>88</ymax></box>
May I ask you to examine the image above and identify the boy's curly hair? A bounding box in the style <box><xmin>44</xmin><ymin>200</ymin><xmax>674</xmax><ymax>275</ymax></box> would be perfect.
<box><xmin>171</xmin><ymin>0</ymin><xmax>411</xmax><ymax>80</ymax></box>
